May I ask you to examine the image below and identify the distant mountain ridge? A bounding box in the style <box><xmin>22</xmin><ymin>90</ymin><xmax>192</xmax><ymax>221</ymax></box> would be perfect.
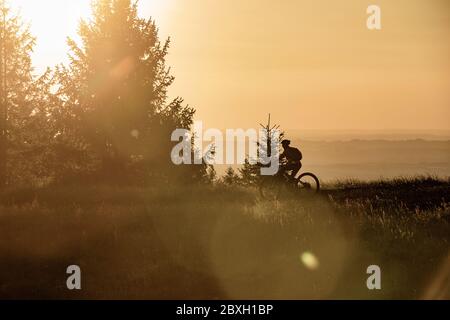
<box><xmin>214</xmin><ymin>139</ymin><xmax>450</xmax><ymax>181</ymax></box>
<box><xmin>285</xmin><ymin>129</ymin><xmax>450</xmax><ymax>142</ymax></box>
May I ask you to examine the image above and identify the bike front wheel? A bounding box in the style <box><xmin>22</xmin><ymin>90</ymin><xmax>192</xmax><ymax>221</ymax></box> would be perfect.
<box><xmin>297</xmin><ymin>172</ymin><xmax>320</xmax><ymax>193</ymax></box>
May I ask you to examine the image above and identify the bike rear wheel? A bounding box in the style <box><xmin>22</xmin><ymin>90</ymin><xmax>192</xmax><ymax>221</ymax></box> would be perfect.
<box><xmin>297</xmin><ymin>172</ymin><xmax>320</xmax><ymax>193</ymax></box>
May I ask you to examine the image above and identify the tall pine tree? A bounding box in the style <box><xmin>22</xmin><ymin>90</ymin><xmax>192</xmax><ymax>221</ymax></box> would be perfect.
<box><xmin>55</xmin><ymin>0</ymin><xmax>195</xmax><ymax>182</ymax></box>
<box><xmin>0</xmin><ymin>0</ymin><xmax>36</xmax><ymax>187</ymax></box>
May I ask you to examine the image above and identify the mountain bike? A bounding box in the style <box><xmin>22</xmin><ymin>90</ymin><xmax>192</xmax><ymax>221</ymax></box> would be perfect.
<box><xmin>259</xmin><ymin>164</ymin><xmax>320</xmax><ymax>200</ymax></box>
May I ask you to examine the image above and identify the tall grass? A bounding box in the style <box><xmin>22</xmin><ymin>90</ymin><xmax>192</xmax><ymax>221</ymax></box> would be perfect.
<box><xmin>0</xmin><ymin>177</ymin><xmax>448</xmax><ymax>299</ymax></box>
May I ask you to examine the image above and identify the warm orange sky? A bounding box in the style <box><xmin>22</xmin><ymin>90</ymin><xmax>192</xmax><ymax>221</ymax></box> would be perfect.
<box><xmin>13</xmin><ymin>0</ymin><xmax>450</xmax><ymax>131</ymax></box>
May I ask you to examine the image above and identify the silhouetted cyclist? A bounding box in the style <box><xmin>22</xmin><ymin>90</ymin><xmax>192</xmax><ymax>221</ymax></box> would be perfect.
<box><xmin>280</xmin><ymin>139</ymin><xmax>302</xmax><ymax>181</ymax></box>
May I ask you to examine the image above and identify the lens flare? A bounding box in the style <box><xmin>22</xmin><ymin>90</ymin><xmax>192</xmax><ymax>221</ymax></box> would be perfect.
<box><xmin>300</xmin><ymin>251</ymin><xmax>320</xmax><ymax>270</ymax></box>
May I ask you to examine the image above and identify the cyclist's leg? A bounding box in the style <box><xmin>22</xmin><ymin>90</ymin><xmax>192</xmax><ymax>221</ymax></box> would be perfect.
<box><xmin>284</xmin><ymin>163</ymin><xmax>298</xmax><ymax>182</ymax></box>
<box><xmin>291</xmin><ymin>162</ymin><xmax>301</xmax><ymax>179</ymax></box>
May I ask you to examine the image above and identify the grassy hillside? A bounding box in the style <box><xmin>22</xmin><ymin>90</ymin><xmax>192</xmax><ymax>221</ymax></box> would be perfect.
<box><xmin>0</xmin><ymin>177</ymin><xmax>448</xmax><ymax>299</ymax></box>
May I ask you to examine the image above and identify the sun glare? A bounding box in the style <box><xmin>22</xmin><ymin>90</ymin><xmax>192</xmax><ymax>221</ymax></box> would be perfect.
<box><xmin>10</xmin><ymin>0</ymin><xmax>171</xmax><ymax>73</ymax></box>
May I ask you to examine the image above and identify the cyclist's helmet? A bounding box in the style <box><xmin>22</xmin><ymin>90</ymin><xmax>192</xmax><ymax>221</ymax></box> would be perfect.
<box><xmin>281</xmin><ymin>139</ymin><xmax>291</xmax><ymax>147</ymax></box>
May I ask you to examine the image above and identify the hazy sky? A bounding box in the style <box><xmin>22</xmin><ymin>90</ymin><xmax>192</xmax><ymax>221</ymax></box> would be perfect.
<box><xmin>11</xmin><ymin>0</ymin><xmax>450</xmax><ymax>131</ymax></box>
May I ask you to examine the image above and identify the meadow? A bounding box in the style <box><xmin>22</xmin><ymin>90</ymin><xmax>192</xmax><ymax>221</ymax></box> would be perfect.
<box><xmin>0</xmin><ymin>177</ymin><xmax>448</xmax><ymax>299</ymax></box>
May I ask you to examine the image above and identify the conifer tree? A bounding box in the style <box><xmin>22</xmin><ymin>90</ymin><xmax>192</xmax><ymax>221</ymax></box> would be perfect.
<box><xmin>55</xmin><ymin>0</ymin><xmax>195</xmax><ymax>181</ymax></box>
<box><xmin>0</xmin><ymin>1</ymin><xmax>36</xmax><ymax>187</ymax></box>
